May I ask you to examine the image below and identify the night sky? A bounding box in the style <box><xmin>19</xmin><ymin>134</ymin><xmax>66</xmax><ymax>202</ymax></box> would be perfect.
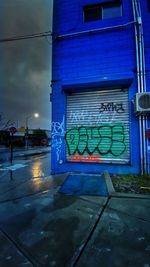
<box><xmin>0</xmin><ymin>0</ymin><xmax>53</xmax><ymax>130</ymax></box>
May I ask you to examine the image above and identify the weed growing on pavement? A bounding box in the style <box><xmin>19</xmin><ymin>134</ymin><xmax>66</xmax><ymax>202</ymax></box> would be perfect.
<box><xmin>111</xmin><ymin>174</ymin><xmax>150</xmax><ymax>194</ymax></box>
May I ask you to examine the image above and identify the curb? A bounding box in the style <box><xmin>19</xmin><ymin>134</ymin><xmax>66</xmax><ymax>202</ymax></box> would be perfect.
<box><xmin>103</xmin><ymin>170</ymin><xmax>115</xmax><ymax>195</ymax></box>
<box><xmin>110</xmin><ymin>192</ymin><xmax>150</xmax><ymax>199</ymax></box>
<box><xmin>103</xmin><ymin>170</ymin><xmax>150</xmax><ymax>199</ymax></box>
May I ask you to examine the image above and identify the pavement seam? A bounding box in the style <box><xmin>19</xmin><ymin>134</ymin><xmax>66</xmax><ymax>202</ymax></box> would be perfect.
<box><xmin>107</xmin><ymin>205</ymin><xmax>150</xmax><ymax>223</ymax></box>
<box><xmin>78</xmin><ymin>196</ymin><xmax>107</xmax><ymax>206</ymax></box>
<box><xmin>0</xmin><ymin>227</ymin><xmax>41</xmax><ymax>267</ymax></box>
<box><xmin>0</xmin><ymin>189</ymin><xmax>50</xmax><ymax>204</ymax></box>
<box><xmin>69</xmin><ymin>196</ymin><xmax>111</xmax><ymax>267</ymax></box>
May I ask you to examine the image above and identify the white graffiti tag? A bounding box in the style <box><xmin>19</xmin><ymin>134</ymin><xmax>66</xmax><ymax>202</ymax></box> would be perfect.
<box><xmin>69</xmin><ymin>110</ymin><xmax>117</xmax><ymax>125</ymax></box>
<box><xmin>51</xmin><ymin>116</ymin><xmax>65</xmax><ymax>137</ymax></box>
<box><xmin>51</xmin><ymin>116</ymin><xmax>65</xmax><ymax>161</ymax></box>
<box><xmin>52</xmin><ymin>138</ymin><xmax>62</xmax><ymax>161</ymax></box>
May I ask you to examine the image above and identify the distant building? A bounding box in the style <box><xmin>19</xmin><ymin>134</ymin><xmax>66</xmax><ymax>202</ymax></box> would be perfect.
<box><xmin>0</xmin><ymin>128</ymin><xmax>51</xmax><ymax>147</ymax></box>
<box><xmin>0</xmin><ymin>130</ymin><xmax>10</xmax><ymax>147</ymax></box>
<box><xmin>51</xmin><ymin>0</ymin><xmax>150</xmax><ymax>174</ymax></box>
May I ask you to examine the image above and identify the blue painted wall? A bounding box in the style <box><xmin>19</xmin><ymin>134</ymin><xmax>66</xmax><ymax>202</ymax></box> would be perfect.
<box><xmin>51</xmin><ymin>0</ymin><xmax>150</xmax><ymax>174</ymax></box>
<box><xmin>141</xmin><ymin>1</ymin><xmax>150</xmax><ymax>173</ymax></box>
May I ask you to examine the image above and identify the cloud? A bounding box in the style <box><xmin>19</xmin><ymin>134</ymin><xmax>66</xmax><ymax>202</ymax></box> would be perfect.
<box><xmin>0</xmin><ymin>0</ymin><xmax>52</xmax><ymax>129</ymax></box>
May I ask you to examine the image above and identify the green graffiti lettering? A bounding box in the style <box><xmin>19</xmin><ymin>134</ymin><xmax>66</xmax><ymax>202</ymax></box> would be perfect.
<box><xmin>65</xmin><ymin>125</ymin><xmax>127</xmax><ymax>159</ymax></box>
<box><xmin>111</xmin><ymin>125</ymin><xmax>126</xmax><ymax>156</ymax></box>
<box><xmin>98</xmin><ymin>126</ymin><xmax>112</xmax><ymax>154</ymax></box>
<box><xmin>65</xmin><ymin>129</ymin><xmax>79</xmax><ymax>154</ymax></box>
<box><xmin>78</xmin><ymin>127</ymin><xmax>88</xmax><ymax>154</ymax></box>
<box><xmin>87</xmin><ymin>127</ymin><xmax>100</xmax><ymax>154</ymax></box>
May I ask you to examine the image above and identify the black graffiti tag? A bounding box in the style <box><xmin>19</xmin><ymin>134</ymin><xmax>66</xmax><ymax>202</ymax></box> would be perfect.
<box><xmin>99</xmin><ymin>102</ymin><xmax>125</xmax><ymax>113</ymax></box>
<box><xmin>65</xmin><ymin>125</ymin><xmax>126</xmax><ymax>157</ymax></box>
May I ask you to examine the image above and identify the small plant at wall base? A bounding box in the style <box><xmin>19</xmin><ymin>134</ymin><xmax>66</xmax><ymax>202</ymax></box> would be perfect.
<box><xmin>111</xmin><ymin>174</ymin><xmax>150</xmax><ymax>194</ymax></box>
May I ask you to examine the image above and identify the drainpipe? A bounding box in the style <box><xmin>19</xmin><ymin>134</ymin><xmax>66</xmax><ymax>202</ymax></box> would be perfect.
<box><xmin>138</xmin><ymin>0</ymin><xmax>148</xmax><ymax>173</ymax></box>
<box><xmin>138</xmin><ymin>15</ymin><xmax>147</xmax><ymax>174</ymax></box>
<box><xmin>132</xmin><ymin>0</ymin><xmax>148</xmax><ymax>174</ymax></box>
<box><xmin>146</xmin><ymin>117</ymin><xmax>149</xmax><ymax>173</ymax></box>
<box><xmin>136</xmin><ymin>0</ymin><xmax>148</xmax><ymax>173</ymax></box>
<box><xmin>132</xmin><ymin>0</ymin><xmax>144</xmax><ymax>174</ymax></box>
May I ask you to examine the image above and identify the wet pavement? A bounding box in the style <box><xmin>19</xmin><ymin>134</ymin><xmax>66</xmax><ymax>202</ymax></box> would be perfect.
<box><xmin>0</xmin><ymin>173</ymin><xmax>107</xmax><ymax>267</ymax></box>
<box><xmin>76</xmin><ymin>197</ymin><xmax>150</xmax><ymax>267</ymax></box>
<box><xmin>0</xmin><ymin>153</ymin><xmax>51</xmax><ymax>182</ymax></box>
<box><xmin>0</xmin><ymin>159</ymin><xmax>150</xmax><ymax>267</ymax></box>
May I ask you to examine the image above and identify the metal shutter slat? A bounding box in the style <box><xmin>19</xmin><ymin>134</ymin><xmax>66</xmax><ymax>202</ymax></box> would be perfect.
<box><xmin>66</xmin><ymin>89</ymin><xmax>130</xmax><ymax>164</ymax></box>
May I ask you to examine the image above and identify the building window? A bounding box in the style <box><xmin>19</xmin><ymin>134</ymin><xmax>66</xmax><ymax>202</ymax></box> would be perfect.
<box><xmin>83</xmin><ymin>1</ymin><xmax>122</xmax><ymax>23</ymax></box>
<box><xmin>148</xmin><ymin>0</ymin><xmax>150</xmax><ymax>11</ymax></box>
<box><xmin>84</xmin><ymin>5</ymin><xmax>102</xmax><ymax>22</ymax></box>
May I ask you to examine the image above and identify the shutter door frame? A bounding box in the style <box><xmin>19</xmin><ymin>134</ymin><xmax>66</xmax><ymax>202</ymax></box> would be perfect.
<box><xmin>65</xmin><ymin>89</ymin><xmax>130</xmax><ymax>164</ymax></box>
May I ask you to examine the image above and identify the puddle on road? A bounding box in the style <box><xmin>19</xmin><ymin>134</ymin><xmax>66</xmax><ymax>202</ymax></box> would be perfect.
<box><xmin>0</xmin><ymin>154</ymin><xmax>50</xmax><ymax>182</ymax></box>
<box><xmin>32</xmin><ymin>161</ymin><xmax>45</xmax><ymax>178</ymax></box>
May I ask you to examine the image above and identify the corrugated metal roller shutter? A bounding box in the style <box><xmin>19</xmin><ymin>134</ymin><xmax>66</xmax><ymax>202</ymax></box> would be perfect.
<box><xmin>66</xmin><ymin>89</ymin><xmax>130</xmax><ymax>164</ymax></box>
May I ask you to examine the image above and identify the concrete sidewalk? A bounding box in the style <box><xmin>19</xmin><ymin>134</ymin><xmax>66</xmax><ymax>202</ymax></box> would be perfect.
<box><xmin>0</xmin><ymin>172</ymin><xmax>150</xmax><ymax>267</ymax></box>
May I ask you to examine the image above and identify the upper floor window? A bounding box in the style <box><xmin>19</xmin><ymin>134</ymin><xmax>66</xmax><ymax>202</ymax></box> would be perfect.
<box><xmin>83</xmin><ymin>1</ymin><xmax>122</xmax><ymax>23</ymax></box>
<box><xmin>148</xmin><ymin>0</ymin><xmax>150</xmax><ymax>12</ymax></box>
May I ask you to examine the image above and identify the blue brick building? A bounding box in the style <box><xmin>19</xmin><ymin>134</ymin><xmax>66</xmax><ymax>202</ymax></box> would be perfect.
<box><xmin>51</xmin><ymin>0</ymin><xmax>150</xmax><ymax>175</ymax></box>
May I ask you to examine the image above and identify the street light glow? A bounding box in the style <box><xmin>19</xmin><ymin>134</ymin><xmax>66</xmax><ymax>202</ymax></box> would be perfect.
<box><xmin>25</xmin><ymin>113</ymin><xmax>40</xmax><ymax>149</ymax></box>
<box><xmin>34</xmin><ymin>113</ymin><xmax>39</xmax><ymax>118</ymax></box>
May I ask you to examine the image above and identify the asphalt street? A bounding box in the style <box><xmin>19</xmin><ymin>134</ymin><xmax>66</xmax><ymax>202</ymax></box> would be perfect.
<box><xmin>0</xmin><ymin>146</ymin><xmax>50</xmax><ymax>163</ymax></box>
<box><xmin>0</xmin><ymin>151</ymin><xmax>51</xmax><ymax>180</ymax></box>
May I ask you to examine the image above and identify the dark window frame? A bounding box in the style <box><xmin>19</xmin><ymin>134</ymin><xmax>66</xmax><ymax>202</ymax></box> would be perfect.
<box><xmin>83</xmin><ymin>4</ymin><xmax>102</xmax><ymax>22</ymax></box>
<box><xmin>148</xmin><ymin>0</ymin><xmax>150</xmax><ymax>12</ymax></box>
<box><xmin>83</xmin><ymin>1</ymin><xmax>122</xmax><ymax>23</ymax></box>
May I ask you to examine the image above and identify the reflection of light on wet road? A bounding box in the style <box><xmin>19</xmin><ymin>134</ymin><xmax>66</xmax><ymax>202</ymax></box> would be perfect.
<box><xmin>32</xmin><ymin>176</ymin><xmax>56</xmax><ymax>190</ymax></box>
<box><xmin>32</xmin><ymin>178</ymin><xmax>43</xmax><ymax>189</ymax></box>
<box><xmin>32</xmin><ymin>161</ymin><xmax>45</xmax><ymax>178</ymax></box>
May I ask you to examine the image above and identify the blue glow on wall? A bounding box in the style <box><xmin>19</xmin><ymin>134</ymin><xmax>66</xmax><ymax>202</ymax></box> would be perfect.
<box><xmin>51</xmin><ymin>0</ymin><xmax>150</xmax><ymax>175</ymax></box>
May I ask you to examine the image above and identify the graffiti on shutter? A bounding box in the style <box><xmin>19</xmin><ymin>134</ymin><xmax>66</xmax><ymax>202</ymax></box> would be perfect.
<box><xmin>66</xmin><ymin>89</ymin><xmax>130</xmax><ymax>164</ymax></box>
